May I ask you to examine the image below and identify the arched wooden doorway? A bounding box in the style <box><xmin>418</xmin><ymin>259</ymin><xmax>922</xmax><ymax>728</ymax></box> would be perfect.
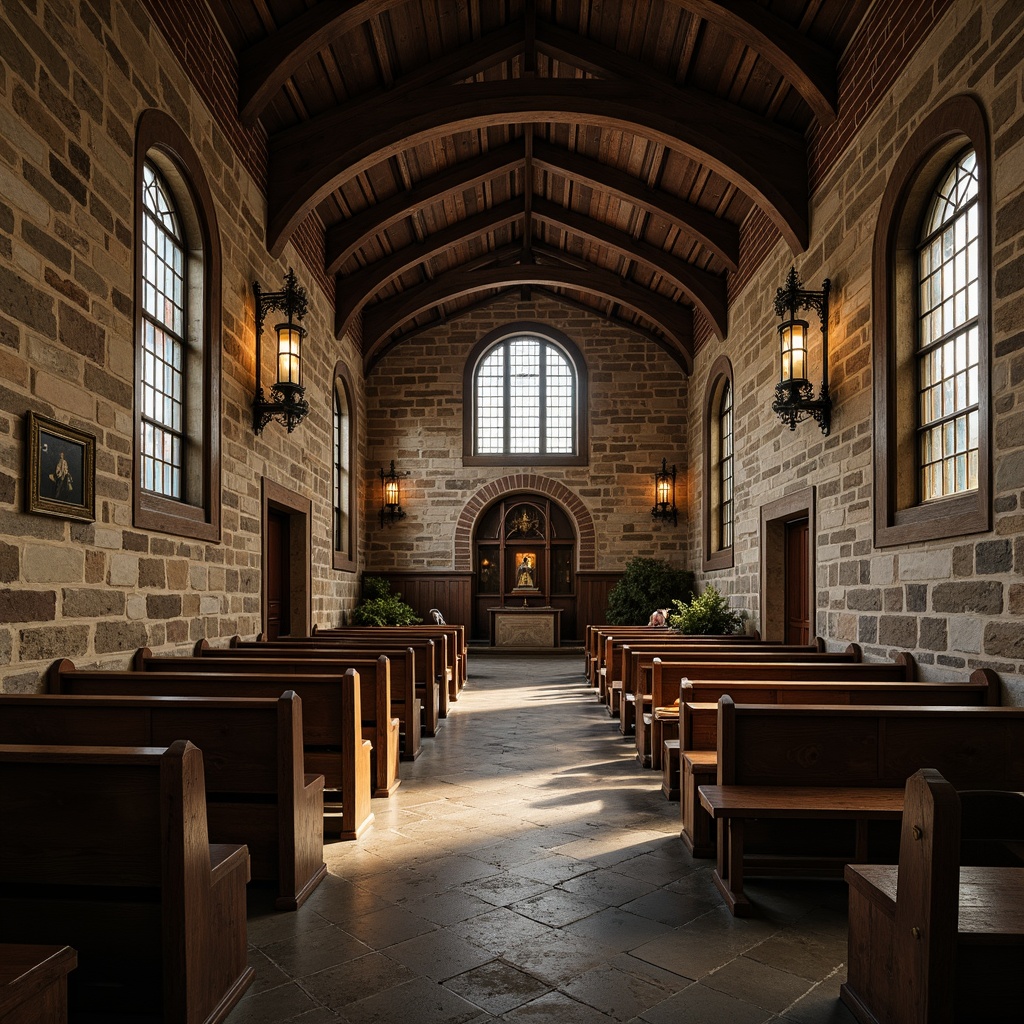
<box><xmin>472</xmin><ymin>494</ymin><xmax>577</xmax><ymax>643</ymax></box>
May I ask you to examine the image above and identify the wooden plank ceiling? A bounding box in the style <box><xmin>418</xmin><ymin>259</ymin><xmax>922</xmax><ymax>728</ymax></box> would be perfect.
<box><xmin>207</xmin><ymin>0</ymin><xmax>869</xmax><ymax>373</ymax></box>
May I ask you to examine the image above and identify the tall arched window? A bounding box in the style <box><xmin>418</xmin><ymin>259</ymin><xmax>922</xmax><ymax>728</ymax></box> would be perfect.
<box><xmin>703</xmin><ymin>355</ymin><xmax>734</xmax><ymax>570</ymax></box>
<box><xmin>332</xmin><ymin>361</ymin><xmax>357</xmax><ymax>571</ymax></box>
<box><xmin>917</xmin><ymin>149</ymin><xmax>979</xmax><ymax>502</ymax></box>
<box><xmin>139</xmin><ymin>163</ymin><xmax>185</xmax><ymax>499</ymax></box>
<box><xmin>463</xmin><ymin>323</ymin><xmax>588</xmax><ymax>466</ymax></box>
<box><xmin>133</xmin><ymin>110</ymin><xmax>221</xmax><ymax>542</ymax></box>
<box><xmin>874</xmin><ymin>96</ymin><xmax>989</xmax><ymax>547</ymax></box>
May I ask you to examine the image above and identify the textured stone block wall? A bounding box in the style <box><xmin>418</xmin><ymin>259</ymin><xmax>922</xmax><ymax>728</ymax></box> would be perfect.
<box><xmin>687</xmin><ymin>0</ymin><xmax>1024</xmax><ymax>695</ymax></box>
<box><xmin>0</xmin><ymin>0</ymin><xmax>361</xmax><ymax>690</ymax></box>
<box><xmin>363</xmin><ymin>294</ymin><xmax>690</xmax><ymax>572</ymax></box>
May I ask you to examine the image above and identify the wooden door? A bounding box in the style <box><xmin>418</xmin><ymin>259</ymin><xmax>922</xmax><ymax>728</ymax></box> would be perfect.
<box><xmin>266</xmin><ymin>509</ymin><xmax>291</xmax><ymax>639</ymax></box>
<box><xmin>784</xmin><ymin>518</ymin><xmax>810</xmax><ymax>645</ymax></box>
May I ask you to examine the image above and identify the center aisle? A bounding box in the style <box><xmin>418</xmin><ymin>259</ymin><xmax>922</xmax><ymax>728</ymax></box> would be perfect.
<box><xmin>231</xmin><ymin>656</ymin><xmax>855</xmax><ymax>1024</ymax></box>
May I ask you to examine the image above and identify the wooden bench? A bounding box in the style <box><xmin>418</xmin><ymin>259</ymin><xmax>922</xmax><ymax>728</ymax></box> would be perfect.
<box><xmin>214</xmin><ymin>640</ymin><xmax>422</xmax><ymax>759</ymax></box>
<box><xmin>49</xmin><ymin>662</ymin><xmax>374</xmax><ymax>841</ymax></box>
<box><xmin>624</xmin><ymin>644</ymin><xmax>861</xmax><ymax>753</ymax></box>
<box><xmin>0</xmin><ymin>945</ymin><xmax>76</xmax><ymax>1024</ymax></box>
<box><xmin>668</xmin><ymin>672</ymin><xmax>997</xmax><ymax>855</ymax></box>
<box><xmin>842</xmin><ymin>769</ymin><xmax>1024</xmax><ymax>1024</ymax></box>
<box><xmin>0</xmin><ymin>690</ymin><xmax>327</xmax><ymax>910</ymax></box>
<box><xmin>171</xmin><ymin>645</ymin><xmax>406</xmax><ymax>783</ymax></box>
<box><xmin>0</xmin><ymin>741</ymin><xmax>254</xmax><ymax>1022</ymax></box>
<box><xmin>311</xmin><ymin>624</ymin><xmax>464</xmax><ymax>704</ymax></box>
<box><xmin>698</xmin><ymin>697</ymin><xmax>1024</xmax><ymax>916</ymax></box>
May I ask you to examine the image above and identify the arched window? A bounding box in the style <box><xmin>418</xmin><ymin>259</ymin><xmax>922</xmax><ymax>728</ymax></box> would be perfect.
<box><xmin>917</xmin><ymin>149</ymin><xmax>979</xmax><ymax>501</ymax></box>
<box><xmin>463</xmin><ymin>323</ymin><xmax>588</xmax><ymax>466</ymax></box>
<box><xmin>332</xmin><ymin>361</ymin><xmax>357</xmax><ymax>571</ymax></box>
<box><xmin>703</xmin><ymin>355</ymin><xmax>734</xmax><ymax>570</ymax></box>
<box><xmin>873</xmin><ymin>96</ymin><xmax>990</xmax><ymax>547</ymax></box>
<box><xmin>133</xmin><ymin>110</ymin><xmax>221</xmax><ymax>542</ymax></box>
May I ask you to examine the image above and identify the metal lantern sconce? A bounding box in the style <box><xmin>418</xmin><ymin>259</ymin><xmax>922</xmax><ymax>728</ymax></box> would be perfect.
<box><xmin>252</xmin><ymin>268</ymin><xmax>309</xmax><ymax>434</ymax></box>
<box><xmin>651</xmin><ymin>458</ymin><xmax>678</xmax><ymax>526</ymax></box>
<box><xmin>379</xmin><ymin>460</ymin><xmax>407</xmax><ymax>527</ymax></box>
<box><xmin>771</xmin><ymin>267</ymin><xmax>832</xmax><ymax>435</ymax></box>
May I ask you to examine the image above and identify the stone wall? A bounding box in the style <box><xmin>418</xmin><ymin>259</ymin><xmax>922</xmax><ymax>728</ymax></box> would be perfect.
<box><xmin>686</xmin><ymin>0</ymin><xmax>1024</xmax><ymax>697</ymax></box>
<box><xmin>0</xmin><ymin>0</ymin><xmax>362</xmax><ymax>690</ymax></box>
<box><xmin>363</xmin><ymin>294</ymin><xmax>690</xmax><ymax>572</ymax></box>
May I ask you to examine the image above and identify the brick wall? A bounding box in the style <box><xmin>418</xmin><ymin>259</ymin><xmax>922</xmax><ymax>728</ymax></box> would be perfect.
<box><xmin>363</xmin><ymin>294</ymin><xmax>690</xmax><ymax>573</ymax></box>
<box><xmin>687</xmin><ymin>0</ymin><xmax>1024</xmax><ymax>698</ymax></box>
<box><xmin>0</xmin><ymin>0</ymin><xmax>361</xmax><ymax>690</ymax></box>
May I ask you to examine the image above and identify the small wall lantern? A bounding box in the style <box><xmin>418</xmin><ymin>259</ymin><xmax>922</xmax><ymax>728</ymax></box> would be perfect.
<box><xmin>253</xmin><ymin>268</ymin><xmax>309</xmax><ymax>434</ymax></box>
<box><xmin>770</xmin><ymin>267</ymin><xmax>832</xmax><ymax>435</ymax></box>
<box><xmin>379</xmin><ymin>460</ymin><xmax>407</xmax><ymax>527</ymax></box>
<box><xmin>651</xmin><ymin>458</ymin><xmax>677</xmax><ymax>525</ymax></box>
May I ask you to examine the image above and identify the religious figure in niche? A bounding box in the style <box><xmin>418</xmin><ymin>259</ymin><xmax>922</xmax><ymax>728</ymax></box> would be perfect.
<box><xmin>515</xmin><ymin>554</ymin><xmax>536</xmax><ymax>589</ymax></box>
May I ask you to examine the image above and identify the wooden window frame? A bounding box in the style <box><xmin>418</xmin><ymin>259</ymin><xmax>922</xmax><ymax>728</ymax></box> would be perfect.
<box><xmin>332</xmin><ymin>360</ymin><xmax>358</xmax><ymax>572</ymax></box>
<box><xmin>873</xmin><ymin>95</ymin><xmax>990</xmax><ymax>548</ymax></box>
<box><xmin>133</xmin><ymin>110</ymin><xmax>221</xmax><ymax>542</ymax></box>
<box><xmin>703</xmin><ymin>355</ymin><xmax>735</xmax><ymax>570</ymax></box>
<box><xmin>462</xmin><ymin>322</ymin><xmax>588</xmax><ymax>467</ymax></box>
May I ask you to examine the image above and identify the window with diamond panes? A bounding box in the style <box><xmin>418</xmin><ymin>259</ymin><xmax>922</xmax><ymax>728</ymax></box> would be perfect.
<box><xmin>140</xmin><ymin>162</ymin><xmax>186</xmax><ymax>499</ymax></box>
<box><xmin>917</xmin><ymin>149</ymin><xmax>979</xmax><ymax>502</ymax></box>
<box><xmin>474</xmin><ymin>335</ymin><xmax>576</xmax><ymax>456</ymax></box>
<box><xmin>332</xmin><ymin>367</ymin><xmax>356</xmax><ymax>570</ymax></box>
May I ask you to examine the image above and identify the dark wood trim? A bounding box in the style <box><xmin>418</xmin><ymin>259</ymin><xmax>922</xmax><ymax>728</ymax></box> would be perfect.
<box><xmin>460</xmin><ymin>322</ymin><xmax>589</xmax><ymax>466</ymax></box>
<box><xmin>133</xmin><ymin>109</ymin><xmax>221</xmax><ymax>543</ymax></box>
<box><xmin>262</xmin><ymin>478</ymin><xmax>312</xmax><ymax>638</ymax></box>
<box><xmin>703</xmin><ymin>355</ymin><xmax>734</xmax><ymax>571</ymax></box>
<box><xmin>331</xmin><ymin>361</ymin><xmax>358</xmax><ymax>573</ymax></box>
<box><xmin>872</xmin><ymin>95</ymin><xmax>990</xmax><ymax>548</ymax></box>
<box><xmin>760</xmin><ymin>486</ymin><xmax>815</xmax><ymax>644</ymax></box>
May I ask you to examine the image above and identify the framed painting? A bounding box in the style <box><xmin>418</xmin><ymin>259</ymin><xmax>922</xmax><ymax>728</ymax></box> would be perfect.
<box><xmin>26</xmin><ymin>412</ymin><xmax>96</xmax><ymax>522</ymax></box>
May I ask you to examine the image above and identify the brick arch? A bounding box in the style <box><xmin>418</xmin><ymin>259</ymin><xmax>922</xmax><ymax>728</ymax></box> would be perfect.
<box><xmin>454</xmin><ymin>475</ymin><xmax>596</xmax><ymax>571</ymax></box>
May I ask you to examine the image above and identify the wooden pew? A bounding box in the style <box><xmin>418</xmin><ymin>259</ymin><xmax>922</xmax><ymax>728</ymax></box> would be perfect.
<box><xmin>173</xmin><ymin>644</ymin><xmax>407</xmax><ymax>781</ymax></box>
<box><xmin>672</xmin><ymin>672</ymin><xmax>997</xmax><ymax>858</ymax></box>
<box><xmin>842</xmin><ymin>769</ymin><xmax>1024</xmax><ymax>1024</ymax></box>
<box><xmin>0</xmin><ymin>689</ymin><xmax>327</xmax><ymax>910</ymax></box>
<box><xmin>624</xmin><ymin>643</ymin><xmax>858</xmax><ymax>751</ymax></box>
<box><xmin>0</xmin><ymin>944</ymin><xmax>76</xmax><ymax>1024</ymax></box>
<box><xmin>184</xmin><ymin>643</ymin><xmax>407</xmax><ymax>778</ymax></box>
<box><xmin>241</xmin><ymin>636</ymin><xmax>443</xmax><ymax>732</ymax></box>
<box><xmin>698</xmin><ymin>697</ymin><xmax>1024</xmax><ymax>916</ymax></box>
<box><xmin>312</xmin><ymin>624</ymin><xmax>464</xmax><ymax>705</ymax></box>
<box><xmin>215</xmin><ymin>640</ymin><xmax>423</xmax><ymax>757</ymax></box>
<box><xmin>49</xmin><ymin>662</ymin><xmax>374</xmax><ymax>841</ymax></box>
<box><xmin>0</xmin><ymin>741</ymin><xmax>254</xmax><ymax>1022</ymax></box>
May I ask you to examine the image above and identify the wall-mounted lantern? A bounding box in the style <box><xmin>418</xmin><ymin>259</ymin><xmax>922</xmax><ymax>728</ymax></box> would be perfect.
<box><xmin>651</xmin><ymin>458</ymin><xmax>677</xmax><ymax>526</ymax></box>
<box><xmin>253</xmin><ymin>268</ymin><xmax>308</xmax><ymax>434</ymax></box>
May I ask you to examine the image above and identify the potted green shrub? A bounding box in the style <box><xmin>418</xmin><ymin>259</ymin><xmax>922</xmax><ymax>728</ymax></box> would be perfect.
<box><xmin>352</xmin><ymin>576</ymin><xmax>422</xmax><ymax>626</ymax></box>
<box><xmin>668</xmin><ymin>584</ymin><xmax>745</xmax><ymax>635</ymax></box>
<box><xmin>606</xmin><ymin>557</ymin><xmax>696</xmax><ymax>626</ymax></box>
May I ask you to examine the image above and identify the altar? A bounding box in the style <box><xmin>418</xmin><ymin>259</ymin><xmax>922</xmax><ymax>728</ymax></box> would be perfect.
<box><xmin>488</xmin><ymin>606</ymin><xmax>562</xmax><ymax>647</ymax></box>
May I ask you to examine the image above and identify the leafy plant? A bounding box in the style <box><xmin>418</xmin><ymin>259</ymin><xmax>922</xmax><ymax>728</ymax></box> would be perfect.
<box><xmin>352</xmin><ymin>576</ymin><xmax>422</xmax><ymax>626</ymax></box>
<box><xmin>668</xmin><ymin>584</ymin><xmax>744</xmax><ymax>635</ymax></box>
<box><xmin>606</xmin><ymin>557</ymin><xmax>695</xmax><ymax>626</ymax></box>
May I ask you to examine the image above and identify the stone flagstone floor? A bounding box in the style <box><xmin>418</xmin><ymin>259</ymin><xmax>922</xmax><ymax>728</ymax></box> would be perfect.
<box><xmin>226</xmin><ymin>654</ymin><xmax>858</xmax><ymax>1024</ymax></box>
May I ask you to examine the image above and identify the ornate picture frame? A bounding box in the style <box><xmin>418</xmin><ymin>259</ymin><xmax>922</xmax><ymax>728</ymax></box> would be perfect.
<box><xmin>26</xmin><ymin>412</ymin><xmax>96</xmax><ymax>522</ymax></box>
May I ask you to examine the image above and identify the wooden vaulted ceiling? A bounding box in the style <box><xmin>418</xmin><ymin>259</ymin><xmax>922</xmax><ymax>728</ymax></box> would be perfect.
<box><xmin>208</xmin><ymin>0</ymin><xmax>870</xmax><ymax>373</ymax></box>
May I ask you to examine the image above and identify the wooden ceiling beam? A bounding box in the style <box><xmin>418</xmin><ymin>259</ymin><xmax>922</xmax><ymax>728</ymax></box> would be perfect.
<box><xmin>335</xmin><ymin>199</ymin><xmax>525</xmax><ymax>338</ymax></box>
<box><xmin>239</xmin><ymin>0</ymin><xmax>402</xmax><ymax>124</ymax></box>
<box><xmin>361</xmin><ymin>263</ymin><xmax>694</xmax><ymax>373</ymax></box>
<box><xmin>268</xmin><ymin>79</ymin><xmax>807</xmax><ymax>258</ymax></box>
<box><xmin>532</xmin><ymin>139</ymin><xmax>738</xmax><ymax>269</ymax></box>
<box><xmin>531</xmin><ymin>197</ymin><xmax>727</xmax><ymax>338</ymax></box>
<box><xmin>325</xmin><ymin>141</ymin><xmax>524</xmax><ymax>273</ymax></box>
<box><xmin>240</xmin><ymin>8</ymin><xmax>523</xmax><ymax>124</ymax></box>
<box><xmin>668</xmin><ymin>0</ymin><xmax>837</xmax><ymax>125</ymax></box>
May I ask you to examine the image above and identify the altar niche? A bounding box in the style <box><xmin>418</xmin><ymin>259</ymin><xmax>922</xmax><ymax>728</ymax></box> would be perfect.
<box><xmin>472</xmin><ymin>496</ymin><xmax>576</xmax><ymax>642</ymax></box>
